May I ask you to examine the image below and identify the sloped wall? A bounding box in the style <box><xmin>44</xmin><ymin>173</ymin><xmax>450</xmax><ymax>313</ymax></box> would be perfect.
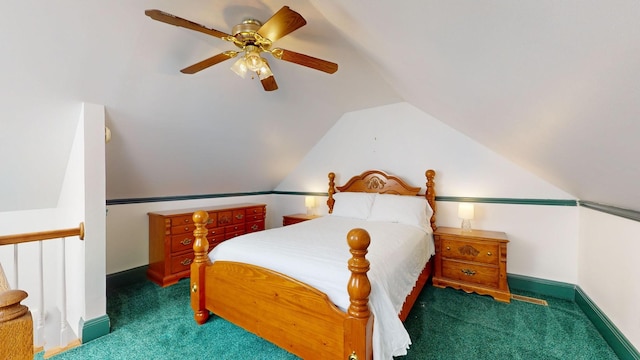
<box><xmin>276</xmin><ymin>102</ymin><xmax>579</xmax><ymax>282</ymax></box>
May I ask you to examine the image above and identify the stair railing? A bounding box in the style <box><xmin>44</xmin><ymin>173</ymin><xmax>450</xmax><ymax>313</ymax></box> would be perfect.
<box><xmin>0</xmin><ymin>222</ymin><xmax>84</xmax><ymax>358</ymax></box>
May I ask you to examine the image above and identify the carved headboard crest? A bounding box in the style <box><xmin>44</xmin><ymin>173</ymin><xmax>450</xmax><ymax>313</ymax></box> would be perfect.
<box><xmin>327</xmin><ymin>169</ymin><xmax>437</xmax><ymax>231</ymax></box>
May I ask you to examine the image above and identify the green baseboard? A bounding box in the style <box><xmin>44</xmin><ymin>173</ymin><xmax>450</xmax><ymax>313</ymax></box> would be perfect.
<box><xmin>79</xmin><ymin>315</ymin><xmax>110</xmax><ymax>343</ymax></box>
<box><xmin>106</xmin><ymin>265</ymin><xmax>149</xmax><ymax>291</ymax></box>
<box><xmin>507</xmin><ymin>273</ymin><xmax>575</xmax><ymax>300</ymax></box>
<box><xmin>575</xmin><ymin>286</ymin><xmax>640</xmax><ymax>360</ymax></box>
<box><xmin>508</xmin><ymin>273</ymin><xmax>640</xmax><ymax>360</ymax></box>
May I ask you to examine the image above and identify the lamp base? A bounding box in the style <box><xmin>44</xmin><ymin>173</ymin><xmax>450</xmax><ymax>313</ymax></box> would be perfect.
<box><xmin>461</xmin><ymin>219</ymin><xmax>472</xmax><ymax>232</ymax></box>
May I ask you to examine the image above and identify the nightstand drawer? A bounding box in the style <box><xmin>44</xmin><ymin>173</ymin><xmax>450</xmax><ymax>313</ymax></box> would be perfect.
<box><xmin>442</xmin><ymin>261</ymin><xmax>499</xmax><ymax>287</ymax></box>
<box><xmin>441</xmin><ymin>238</ymin><xmax>499</xmax><ymax>265</ymax></box>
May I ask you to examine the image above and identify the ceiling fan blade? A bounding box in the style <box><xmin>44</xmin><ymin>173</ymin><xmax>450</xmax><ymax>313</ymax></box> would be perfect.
<box><xmin>145</xmin><ymin>9</ymin><xmax>231</xmax><ymax>40</ymax></box>
<box><xmin>271</xmin><ymin>48</ymin><xmax>338</xmax><ymax>74</ymax></box>
<box><xmin>257</xmin><ymin>6</ymin><xmax>307</xmax><ymax>42</ymax></box>
<box><xmin>261</xmin><ymin>75</ymin><xmax>278</xmax><ymax>91</ymax></box>
<box><xmin>180</xmin><ymin>52</ymin><xmax>237</xmax><ymax>74</ymax></box>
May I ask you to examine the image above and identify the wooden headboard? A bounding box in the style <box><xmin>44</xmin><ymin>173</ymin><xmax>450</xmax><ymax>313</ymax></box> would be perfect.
<box><xmin>327</xmin><ymin>169</ymin><xmax>437</xmax><ymax>231</ymax></box>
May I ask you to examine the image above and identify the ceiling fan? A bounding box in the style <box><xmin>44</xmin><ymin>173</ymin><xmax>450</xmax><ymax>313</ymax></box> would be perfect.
<box><xmin>144</xmin><ymin>6</ymin><xmax>338</xmax><ymax>91</ymax></box>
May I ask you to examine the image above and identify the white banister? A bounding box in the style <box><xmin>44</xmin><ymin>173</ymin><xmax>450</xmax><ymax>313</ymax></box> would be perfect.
<box><xmin>13</xmin><ymin>244</ymin><xmax>18</xmax><ymax>289</ymax></box>
<box><xmin>34</xmin><ymin>241</ymin><xmax>45</xmax><ymax>350</ymax></box>
<box><xmin>0</xmin><ymin>223</ymin><xmax>84</xmax><ymax>356</ymax></box>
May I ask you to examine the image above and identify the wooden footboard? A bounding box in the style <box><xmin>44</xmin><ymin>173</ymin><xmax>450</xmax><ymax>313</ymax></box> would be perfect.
<box><xmin>190</xmin><ymin>210</ymin><xmax>373</xmax><ymax>360</ymax></box>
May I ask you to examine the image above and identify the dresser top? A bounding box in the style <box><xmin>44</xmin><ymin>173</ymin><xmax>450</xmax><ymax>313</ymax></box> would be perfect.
<box><xmin>148</xmin><ymin>203</ymin><xmax>266</xmax><ymax>216</ymax></box>
<box><xmin>434</xmin><ymin>226</ymin><xmax>508</xmax><ymax>242</ymax></box>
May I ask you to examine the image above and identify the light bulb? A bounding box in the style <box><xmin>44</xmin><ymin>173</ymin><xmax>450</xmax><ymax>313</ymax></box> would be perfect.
<box><xmin>245</xmin><ymin>51</ymin><xmax>263</xmax><ymax>72</ymax></box>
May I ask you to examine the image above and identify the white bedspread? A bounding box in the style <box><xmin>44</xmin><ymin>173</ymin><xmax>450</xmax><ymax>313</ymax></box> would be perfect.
<box><xmin>209</xmin><ymin>216</ymin><xmax>434</xmax><ymax>359</ymax></box>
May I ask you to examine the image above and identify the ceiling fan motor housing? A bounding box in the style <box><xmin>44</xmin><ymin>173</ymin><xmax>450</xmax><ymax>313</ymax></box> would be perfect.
<box><xmin>232</xmin><ymin>19</ymin><xmax>262</xmax><ymax>46</ymax></box>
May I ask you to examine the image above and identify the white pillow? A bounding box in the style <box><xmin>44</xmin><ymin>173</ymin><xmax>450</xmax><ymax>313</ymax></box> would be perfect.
<box><xmin>368</xmin><ymin>193</ymin><xmax>433</xmax><ymax>231</ymax></box>
<box><xmin>331</xmin><ymin>192</ymin><xmax>376</xmax><ymax>220</ymax></box>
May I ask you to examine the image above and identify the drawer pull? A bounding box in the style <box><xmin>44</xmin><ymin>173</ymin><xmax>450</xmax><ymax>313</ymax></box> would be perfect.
<box><xmin>461</xmin><ymin>269</ymin><xmax>476</xmax><ymax>276</ymax></box>
<box><xmin>184</xmin><ymin>226</ymin><xmax>190</xmax><ymax>231</ymax></box>
<box><xmin>251</xmin><ymin>224</ymin><xmax>258</xmax><ymax>231</ymax></box>
<box><xmin>180</xmin><ymin>238</ymin><xmax>192</xmax><ymax>246</ymax></box>
<box><xmin>487</xmin><ymin>251</ymin><xmax>493</xmax><ymax>256</ymax></box>
<box><xmin>181</xmin><ymin>258</ymin><xmax>192</xmax><ymax>266</ymax></box>
<box><xmin>183</xmin><ymin>218</ymin><xmax>190</xmax><ymax>224</ymax></box>
<box><xmin>446</xmin><ymin>246</ymin><xmax>451</xmax><ymax>250</ymax></box>
<box><xmin>235</xmin><ymin>214</ymin><xmax>244</xmax><ymax>220</ymax></box>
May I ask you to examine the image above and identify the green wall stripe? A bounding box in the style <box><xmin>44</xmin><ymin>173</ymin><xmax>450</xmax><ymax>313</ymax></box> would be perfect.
<box><xmin>106</xmin><ymin>191</ymin><xmax>272</xmax><ymax>205</ymax></box>
<box><xmin>79</xmin><ymin>315</ymin><xmax>110</xmax><ymax>343</ymax></box>
<box><xmin>108</xmin><ymin>191</ymin><xmax>577</xmax><ymax>207</ymax></box>
<box><xmin>437</xmin><ymin>196</ymin><xmax>577</xmax><ymax>206</ymax></box>
<box><xmin>580</xmin><ymin>201</ymin><xmax>640</xmax><ymax>223</ymax></box>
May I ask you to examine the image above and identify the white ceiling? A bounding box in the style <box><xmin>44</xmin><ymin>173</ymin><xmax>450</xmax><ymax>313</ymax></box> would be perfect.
<box><xmin>2</xmin><ymin>0</ymin><xmax>640</xmax><ymax>212</ymax></box>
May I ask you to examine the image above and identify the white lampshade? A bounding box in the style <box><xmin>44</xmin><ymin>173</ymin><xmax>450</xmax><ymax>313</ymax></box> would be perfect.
<box><xmin>305</xmin><ymin>196</ymin><xmax>316</xmax><ymax>215</ymax></box>
<box><xmin>230</xmin><ymin>57</ymin><xmax>248</xmax><ymax>78</ymax></box>
<box><xmin>305</xmin><ymin>196</ymin><xmax>316</xmax><ymax>208</ymax></box>
<box><xmin>458</xmin><ymin>203</ymin><xmax>474</xmax><ymax>232</ymax></box>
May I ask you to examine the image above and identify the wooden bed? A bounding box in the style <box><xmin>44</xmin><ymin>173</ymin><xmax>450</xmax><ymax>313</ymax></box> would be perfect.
<box><xmin>190</xmin><ymin>169</ymin><xmax>437</xmax><ymax>360</ymax></box>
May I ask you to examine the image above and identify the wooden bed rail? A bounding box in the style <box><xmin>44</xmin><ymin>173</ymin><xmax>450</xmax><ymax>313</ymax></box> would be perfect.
<box><xmin>0</xmin><ymin>223</ymin><xmax>85</xmax><ymax>246</ymax></box>
<box><xmin>190</xmin><ymin>210</ymin><xmax>373</xmax><ymax>359</ymax></box>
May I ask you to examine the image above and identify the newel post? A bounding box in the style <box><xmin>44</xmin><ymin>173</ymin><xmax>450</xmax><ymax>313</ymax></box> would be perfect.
<box><xmin>191</xmin><ymin>210</ymin><xmax>210</xmax><ymax>325</ymax></box>
<box><xmin>0</xmin><ymin>289</ymin><xmax>33</xmax><ymax>360</ymax></box>
<box><xmin>344</xmin><ymin>228</ymin><xmax>373</xmax><ymax>360</ymax></box>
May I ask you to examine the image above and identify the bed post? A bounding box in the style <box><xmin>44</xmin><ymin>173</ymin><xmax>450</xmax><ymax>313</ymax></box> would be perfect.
<box><xmin>425</xmin><ymin>169</ymin><xmax>437</xmax><ymax>231</ymax></box>
<box><xmin>327</xmin><ymin>172</ymin><xmax>336</xmax><ymax>214</ymax></box>
<box><xmin>344</xmin><ymin>228</ymin><xmax>373</xmax><ymax>360</ymax></box>
<box><xmin>191</xmin><ymin>210</ymin><xmax>211</xmax><ymax>325</ymax></box>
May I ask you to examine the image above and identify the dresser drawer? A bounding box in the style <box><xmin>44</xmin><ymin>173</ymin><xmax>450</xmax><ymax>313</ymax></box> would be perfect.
<box><xmin>208</xmin><ymin>227</ymin><xmax>224</xmax><ymax>238</ymax></box>
<box><xmin>205</xmin><ymin>212</ymin><xmax>218</xmax><ymax>227</ymax></box>
<box><xmin>171</xmin><ymin>223</ymin><xmax>195</xmax><ymax>235</ymax></box>
<box><xmin>170</xmin><ymin>252</ymin><xmax>194</xmax><ymax>274</ymax></box>
<box><xmin>232</xmin><ymin>209</ymin><xmax>246</xmax><ymax>224</ymax></box>
<box><xmin>170</xmin><ymin>234</ymin><xmax>195</xmax><ymax>253</ymax></box>
<box><xmin>170</xmin><ymin>215</ymin><xmax>193</xmax><ymax>226</ymax></box>
<box><xmin>441</xmin><ymin>238</ymin><xmax>499</xmax><ymax>265</ymax></box>
<box><xmin>217</xmin><ymin>211</ymin><xmax>233</xmax><ymax>226</ymax></box>
<box><xmin>245</xmin><ymin>207</ymin><xmax>264</xmax><ymax>220</ymax></box>
<box><xmin>442</xmin><ymin>260</ymin><xmax>499</xmax><ymax>287</ymax></box>
<box><xmin>246</xmin><ymin>220</ymin><xmax>265</xmax><ymax>233</ymax></box>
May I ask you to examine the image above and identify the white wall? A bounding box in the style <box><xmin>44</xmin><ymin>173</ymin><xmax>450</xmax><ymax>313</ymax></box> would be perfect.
<box><xmin>0</xmin><ymin>102</ymin><xmax>107</xmax><ymax>348</ymax></box>
<box><xmin>578</xmin><ymin>207</ymin><xmax>640</xmax><ymax>350</ymax></box>
<box><xmin>276</xmin><ymin>102</ymin><xmax>579</xmax><ymax>283</ymax></box>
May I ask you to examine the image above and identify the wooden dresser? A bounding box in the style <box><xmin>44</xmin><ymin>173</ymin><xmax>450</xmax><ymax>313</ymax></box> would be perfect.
<box><xmin>432</xmin><ymin>226</ymin><xmax>511</xmax><ymax>302</ymax></box>
<box><xmin>282</xmin><ymin>213</ymin><xmax>321</xmax><ymax>226</ymax></box>
<box><xmin>147</xmin><ymin>203</ymin><xmax>266</xmax><ymax>287</ymax></box>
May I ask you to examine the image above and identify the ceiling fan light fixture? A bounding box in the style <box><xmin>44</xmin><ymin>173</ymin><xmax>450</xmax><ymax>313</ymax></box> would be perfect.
<box><xmin>244</xmin><ymin>46</ymin><xmax>264</xmax><ymax>72</ymax></box>
<box><xmin>230</xmin><ymin>57</ymin><xmax>248</xmax><ymax>78</ymax></box>
<box><xmin>257</xmin><ymin>62</ymin><xmax>273</xmax><ymax>80</ymax></box>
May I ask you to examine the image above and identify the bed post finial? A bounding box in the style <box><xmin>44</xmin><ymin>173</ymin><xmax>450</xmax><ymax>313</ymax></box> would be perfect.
<box><xmin>425</xmin><ymin>170</ymin><xmax>436</xmax><ymax>231</ymax></box>
<box><xmin>327</xmin><ymin>172</ymin><xmax>336</xmax><ymax>214</ymax></box>
<box><xmin>345</xmin><ymin>228</ymin><xmax>373</xmax><ymax>360</ymax></box>
<box><xmin>191</xmin><ymin>210</ymin><xmax>211</xmax><ymax>325</ymax></box>
<box><xmin>346</xmin><ymin>228</ymin><xmax>371</xmax><ymax>318</ymax></box>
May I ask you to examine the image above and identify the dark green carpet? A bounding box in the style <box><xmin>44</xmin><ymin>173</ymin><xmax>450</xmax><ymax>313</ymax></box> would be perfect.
<box><xmin>34</xmin><ymin>279</ymin><xmax>618</xmax><ymax>359</ymax></box>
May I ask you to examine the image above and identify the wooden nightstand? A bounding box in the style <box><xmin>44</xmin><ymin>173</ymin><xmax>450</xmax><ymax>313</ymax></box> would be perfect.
<box><xmin>432</xmin><ymin>226</ymin><xmax>511</xmax><ymax>302</ymax></box>
<box><xmin>282</xmin><ymin>213</ymin><xmax>321</xmax><ymax>226</ymax></box>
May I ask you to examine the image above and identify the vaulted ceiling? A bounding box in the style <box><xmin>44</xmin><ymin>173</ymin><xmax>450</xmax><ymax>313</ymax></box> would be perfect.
<box><xmin>2</xmin><ymin>1</ymin><xmax>639</xmax><ymax>212</ymax></box>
